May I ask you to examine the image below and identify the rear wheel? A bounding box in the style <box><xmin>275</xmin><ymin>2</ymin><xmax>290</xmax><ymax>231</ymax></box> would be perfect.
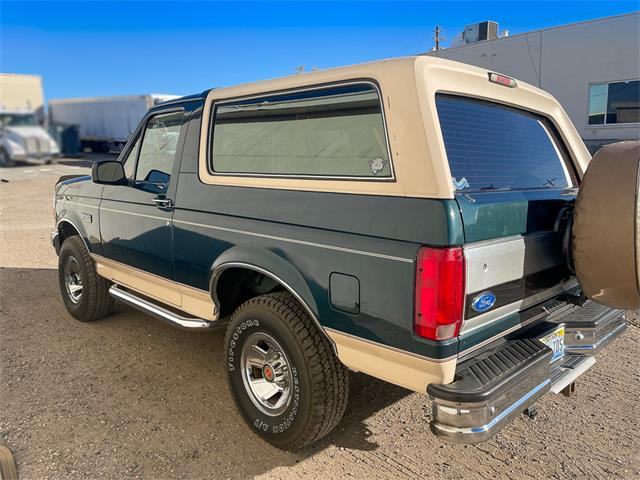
<box><xmin>58</xmin><ymin>235</ymin><xmax>114</xmax><ymax>321</ymax></box>
<box><xmin>224</xmin><ymin>292</ymin><xmax>349</xmax><ymax>450</ymax></box>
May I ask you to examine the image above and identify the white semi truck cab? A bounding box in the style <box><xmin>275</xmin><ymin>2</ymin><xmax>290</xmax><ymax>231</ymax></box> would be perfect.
<box><xmin>0</xmin><ymin>108</ymin><xmax>60</xmax><ymax>167</ymax></box>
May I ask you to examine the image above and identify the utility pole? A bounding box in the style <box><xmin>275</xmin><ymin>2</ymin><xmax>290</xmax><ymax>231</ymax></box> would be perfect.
<box><xmin>433</xmin><ymin>26</ymin><xmax>445</xmax><ymax>51</ymax></box>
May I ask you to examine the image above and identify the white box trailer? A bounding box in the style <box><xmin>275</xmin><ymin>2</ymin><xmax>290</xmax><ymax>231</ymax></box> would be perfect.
<box><xmin>48</xmin><ymin>94</ymin><xmax>179</xmax><ymax>152</ymax></box>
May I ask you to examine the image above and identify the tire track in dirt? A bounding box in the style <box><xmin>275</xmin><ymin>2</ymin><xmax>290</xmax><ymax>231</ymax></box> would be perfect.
<box><xmin>345</xmin><ymin>449</ymin><xmax>419</xmax><ymax>479</ymax></box>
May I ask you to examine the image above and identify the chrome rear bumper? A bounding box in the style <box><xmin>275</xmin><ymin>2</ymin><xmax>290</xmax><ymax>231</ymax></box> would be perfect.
<box><xmin>428</xmin><ymin>306</ymin><xmax>626</xmax><ymax>444</ymax></box>
<box><xmin>558</xmin><ymin>304</ymin><xmax>626</xmax><ymax>354</ymax></box>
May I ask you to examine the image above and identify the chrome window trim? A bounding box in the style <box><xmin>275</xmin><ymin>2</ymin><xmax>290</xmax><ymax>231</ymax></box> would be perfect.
<box><xmin>205</xmin><ymin>80</ymin><xmax>396</xmax><ymax>182</ymax></box>
<box><xmin>539</xmin><ymin>120</ymin><xmax>573</xmax><ymax>188</ymax></box>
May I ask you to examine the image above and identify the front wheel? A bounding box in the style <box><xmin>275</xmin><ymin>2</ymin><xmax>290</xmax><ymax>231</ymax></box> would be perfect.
<box><xmin>224</xmin><ymin>292</ymin><xmax>349</xmax><ymax>450</ymax></box>
<box><xmin>0</xmin><ymin>148</ymin><xmax>15</xmax><ymax>167</ymax></box>
<box><xmin>58</xmin><ymin>235</ymin><xmax>114</xmax><ymax>321</ymax></box>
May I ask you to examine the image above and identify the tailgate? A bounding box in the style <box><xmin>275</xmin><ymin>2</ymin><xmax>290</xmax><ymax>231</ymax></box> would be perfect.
<box><xmin>458</xmin><ymin>189</ymin><xmax>577</xmax><ymax>335</ymax></box>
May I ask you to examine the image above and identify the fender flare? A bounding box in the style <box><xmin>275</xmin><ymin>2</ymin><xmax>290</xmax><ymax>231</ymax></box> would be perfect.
<box><xmin>208</xmin><ymin>246</ymin><xmax>336</xmax><ymax>351</ymax></box>
<box><xmin>57</xmin><ymin>217</ymin><xmax>91</xmax><ymax>254</ymax></box>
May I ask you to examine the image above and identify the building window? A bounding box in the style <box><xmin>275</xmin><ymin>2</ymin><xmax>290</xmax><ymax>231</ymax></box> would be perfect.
<box><xmin>588</xmin><ymin>80</ymin><xmax>640</xmax><ymax>125</ymax></box>
<box><xmin>210</xmin><ymin>83</ymin><xmax>392</xmax><ymax>178</ymax></box>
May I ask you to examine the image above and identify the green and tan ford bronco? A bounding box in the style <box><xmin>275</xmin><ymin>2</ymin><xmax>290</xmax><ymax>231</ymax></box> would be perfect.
<box><xmin>51</xmin><ymin>56</ymin><xmax>638</xmax><ymax>449</ymax></box>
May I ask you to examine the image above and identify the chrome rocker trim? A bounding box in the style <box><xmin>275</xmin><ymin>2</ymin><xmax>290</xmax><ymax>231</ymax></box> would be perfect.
<box><xmin>109</xmin><ymin>285</ymin><xmax>219</xmax><ymax>330</ymax></box>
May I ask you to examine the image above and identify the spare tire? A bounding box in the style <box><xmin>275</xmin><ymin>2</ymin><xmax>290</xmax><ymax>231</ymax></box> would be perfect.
<box><xmin>572</xmin><ymin>141</ymin><xmax>640</xmax><ymax>309</ymax></box>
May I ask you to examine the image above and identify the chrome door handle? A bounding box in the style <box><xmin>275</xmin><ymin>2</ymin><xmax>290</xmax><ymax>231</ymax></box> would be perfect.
<box><xmin>152</xmin><ymin>197</ymin><xmax>173</xmax><ymax>208</ymax></box>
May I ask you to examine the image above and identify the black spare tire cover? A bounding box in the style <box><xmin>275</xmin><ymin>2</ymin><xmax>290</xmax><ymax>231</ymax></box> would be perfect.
<box><xmin>572</xmin><ymin>141</ymin><xmax>640</xmax><ymax>309</ymax></box>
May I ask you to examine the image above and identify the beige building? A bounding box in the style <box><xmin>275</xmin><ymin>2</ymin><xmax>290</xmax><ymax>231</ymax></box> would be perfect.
<box><xmin>0</xmin><ymin>74</ymin><xmax>45</xmax><ymax>121</ymax></box>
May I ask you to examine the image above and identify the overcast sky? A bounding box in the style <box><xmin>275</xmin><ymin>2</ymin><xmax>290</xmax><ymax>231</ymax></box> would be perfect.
<box><xmin>2</xmin><ymin>1</ymin><xmax>638</xmax><ymax>100</ymax></box>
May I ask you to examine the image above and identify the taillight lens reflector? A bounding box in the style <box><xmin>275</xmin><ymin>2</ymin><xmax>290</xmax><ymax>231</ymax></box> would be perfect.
<box><xmin>414</xmin><ymin>246</ymin><xmax>465</xmax><ymax>341</ymax></box>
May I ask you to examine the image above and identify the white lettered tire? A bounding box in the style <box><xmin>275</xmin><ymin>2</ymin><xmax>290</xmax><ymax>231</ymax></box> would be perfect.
<box><xmin>224</xmin><ymin>292</ymin><xmax>349</xmax><ymax>450</ymax></box>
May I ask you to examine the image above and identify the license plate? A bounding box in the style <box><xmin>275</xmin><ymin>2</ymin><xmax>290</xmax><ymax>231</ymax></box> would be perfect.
<box><xmin>539</xmin><ymin>325</ymin><xmax>565</xmax><ymax>363</ymax></box>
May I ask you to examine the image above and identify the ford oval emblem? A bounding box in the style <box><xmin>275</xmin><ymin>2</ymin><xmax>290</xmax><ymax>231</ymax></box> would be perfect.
<box><xmin>471</xmin><ymin>292</ymin><xmax>496</xmax><ymax>313</ymax></box>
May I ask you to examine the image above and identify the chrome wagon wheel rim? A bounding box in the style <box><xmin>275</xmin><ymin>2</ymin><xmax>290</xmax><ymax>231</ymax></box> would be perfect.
<box><xmin>64</xmin><ymin>256</ymin><xmax>83</xmax><ymax>304</ymax></box>
<box><xmin>240</xmin><ymin>331</ymin><xmax>293</xmax><ymax>416</ymax></box>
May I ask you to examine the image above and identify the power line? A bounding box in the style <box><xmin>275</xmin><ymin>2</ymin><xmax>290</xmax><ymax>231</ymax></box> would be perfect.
<box><xmin>389</xmin><ymin>34</ymin><xmax>431</xmax><ymax>57</ymax></box>
<box><xmin>390</xmin><ymin>25</ymin><xmax>447</xmax><ymax>57</ymax></box>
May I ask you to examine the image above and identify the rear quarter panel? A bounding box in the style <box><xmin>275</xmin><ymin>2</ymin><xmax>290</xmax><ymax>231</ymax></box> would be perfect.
<box><xmin>172</xmin><ymin>174</ymin><xmax>462</xmax><ymax>361</ymax></box>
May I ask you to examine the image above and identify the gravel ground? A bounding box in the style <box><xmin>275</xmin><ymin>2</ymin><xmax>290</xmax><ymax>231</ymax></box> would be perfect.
<box><xmin>1</xmin><ymin>160</ymin><xmax>639</xmax><ymax>479</ymax></box>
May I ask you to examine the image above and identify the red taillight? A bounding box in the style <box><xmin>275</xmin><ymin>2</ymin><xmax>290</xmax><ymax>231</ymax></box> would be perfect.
<box><xmin>414</xmin><ymin>246</ymin><xmax>465</xmax><ymax>341</ymax></box>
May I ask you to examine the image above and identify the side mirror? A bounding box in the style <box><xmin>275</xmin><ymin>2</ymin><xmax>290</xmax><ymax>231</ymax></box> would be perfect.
<box><xmin>91</xmin><ymin>160</ymin><xmax>127</xmax><ymax>185</ymax></box>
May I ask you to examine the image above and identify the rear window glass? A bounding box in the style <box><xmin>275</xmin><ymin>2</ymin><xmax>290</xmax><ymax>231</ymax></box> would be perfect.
<box><xmin>210</xmin><ymin>83</ymin><xmax>391</xmax><ymax>178</ymax></box>
<box><xmin>436</xmin><ymin>95</ymin><xmax>571</xmax><ymax>192</ymax></box>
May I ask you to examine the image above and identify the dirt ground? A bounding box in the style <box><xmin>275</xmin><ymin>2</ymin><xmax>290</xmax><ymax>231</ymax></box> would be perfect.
<box><xmin>1</xmin><ymin>159</ymin><xmax>639</xmax><ymax>480</ymax></box>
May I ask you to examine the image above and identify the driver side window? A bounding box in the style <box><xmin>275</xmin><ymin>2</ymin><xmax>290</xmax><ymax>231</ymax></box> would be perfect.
<box><xmin>134</xmin><ymin>112</ymin><xmax>183</xmax><ymax>194</ymax></box>
<box><xmin>122</xmin><ymin>138</ymin><xmax>140</xmax><ymax>179</ymax></box>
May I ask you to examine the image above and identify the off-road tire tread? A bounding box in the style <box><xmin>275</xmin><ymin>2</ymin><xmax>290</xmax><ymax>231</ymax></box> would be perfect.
<box><xmin>227</xmin><ymin>291</ymin><xmax>349</xmax><ymax>450</ymax></box>
<box><xmin>60</xmin><ymin>235</ymin><xmax>113</xmax><ymax>321</ymax></box>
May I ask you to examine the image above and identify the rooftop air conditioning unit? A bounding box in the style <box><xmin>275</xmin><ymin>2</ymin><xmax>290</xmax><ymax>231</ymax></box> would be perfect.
<box><xmin>461</xmin><ymin>21</ymin><xmax>499</xmax><ymax>44</ymax></box>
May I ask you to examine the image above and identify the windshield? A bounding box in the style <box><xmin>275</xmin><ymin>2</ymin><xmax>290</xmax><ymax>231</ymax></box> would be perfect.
<box><xmin>436</xmin><ymin>95</ymin><xmax>572</xmax><ymax>192</ymax></box>
<box><xmin>0</xmin><ymin>113</ymin><xmax>38</xmax><ymax>127</ymax></box>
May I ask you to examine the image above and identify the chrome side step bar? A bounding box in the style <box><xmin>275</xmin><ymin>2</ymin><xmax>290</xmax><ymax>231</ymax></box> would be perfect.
<box><xmin>109</xmin><ymin>285</ymin><xmax>218</xmax><ymax>330</ymax></box>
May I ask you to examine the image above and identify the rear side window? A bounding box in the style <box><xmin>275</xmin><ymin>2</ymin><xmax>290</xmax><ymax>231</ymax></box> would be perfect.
<box><xmin>436</xmin><ymin>95</ymin><xmax>571</xmax><ymax>192</ymax></box>
<box><xmin>210</xmin><ymin>83</ymin><xmax>391</xmax><ymax>178</ymax></box>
